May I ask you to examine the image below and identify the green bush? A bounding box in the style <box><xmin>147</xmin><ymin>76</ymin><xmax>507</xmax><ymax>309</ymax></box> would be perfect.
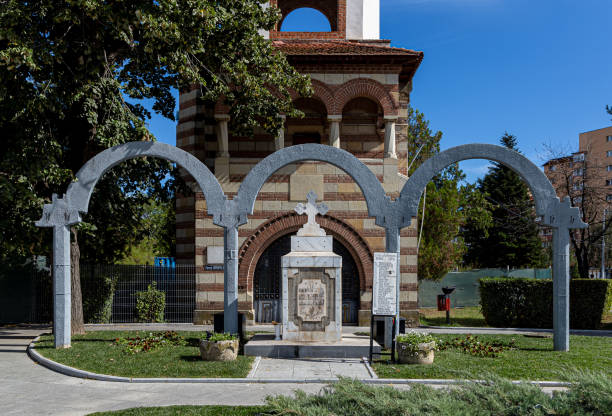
<box><xmin>479</xmin><ymin>278</ymin><xmax>612</xmax><ymax>329</ymax></box>
<box><xmin>82</xmin><ymin>274</ymin><xmax>117</xmax><ymax>324</ymax></box>
<box><xmin>135</xmin><ymin>282</ymin><xmax>165</xmax><ymax>323</ymax></box>
<box><xmin>265</xmin><ymin>373</ymin><xmax>612</xmax><ymax>416</ymax></box>
<box><xmin>205</xmin><ymin>332</ymin><xmax>239</xmax><ymax>342</ymax></box>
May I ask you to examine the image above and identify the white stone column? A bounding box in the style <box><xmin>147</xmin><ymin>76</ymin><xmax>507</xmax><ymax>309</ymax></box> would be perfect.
<box><xmin>384</xmin><ymin>116</ymin><xmax>398</xmax><ymax>159</ymax></box>
<box><xmin>328</xmin><ymin>115</ymin><xmax>342</xmax><ymax>148</ymax></box>
<box><xmin>275</xmin><ymin>115</ymin><xmax>286</xmax><ymax>151</ymax></box>
<box><xmin>214</xmin><ymin>114</ymin><xmax>230</xmax><ymax>158</ymax></box>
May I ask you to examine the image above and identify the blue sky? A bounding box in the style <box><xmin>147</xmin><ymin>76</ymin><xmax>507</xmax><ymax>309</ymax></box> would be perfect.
<box><xmin>148</xmin><ymin>0</ymin><xmax>612</xmax><ymax>182</ymax></box>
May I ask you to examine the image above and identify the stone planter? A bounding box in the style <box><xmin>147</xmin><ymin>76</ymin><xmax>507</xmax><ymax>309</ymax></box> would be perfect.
<box><xmin>199</xmin><ymin>339</ymin><xmax>239</xmax><ymax>362</ymax></box>
<box><xmin>397</xmin><ymin>340</ymin><xmax>435</xmax><ymax>365</ymax></box>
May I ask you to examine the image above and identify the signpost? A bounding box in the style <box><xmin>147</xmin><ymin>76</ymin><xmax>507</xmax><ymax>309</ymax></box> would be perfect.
<box><xmin>370</xmin><ymin>252</ymin><xmax>398</xmax><ymax>362</ymax></box>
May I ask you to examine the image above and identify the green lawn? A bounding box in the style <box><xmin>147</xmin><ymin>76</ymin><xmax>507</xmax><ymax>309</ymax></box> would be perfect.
<box><xmin>373</xmin><ymin>334</ymin><xmax>612</xmax><ymax>380</ymax></box>
<box><xmin>35</xmin><ymin>331</ymin><xmax>254</xmax><ymax>378</ymax></box>
<box><xmin>419</xmin><ymin>307</ymin><xmax>487</xmax><ymax>327</ymax></box>
<box><xmin>419</xmin><ymin>307</ymin><xmax>612</xmax><ymax>330</ymax></box>
<box><xmin>89</xmin><ymin>406</ymin><xmax>266</xmax><ymax>416</ymax></box>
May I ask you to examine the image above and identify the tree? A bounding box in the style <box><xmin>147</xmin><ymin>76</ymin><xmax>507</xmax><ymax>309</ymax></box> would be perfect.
<box><xmin>119</xmin><ymin>197</ymin><xmax>176</xmax><ymax>265</ymax></box>
<box><xmin>541</xmin><ymin>135</ymin><xmax>612</xmax><ymax>279</ymax></box>
<box><xmin>463</xmin><ymin>133</ymin><xmax>548</xmax><ymax>269</ymax></box>
<box><xmin>406</xmin><ymin>108</ymin><xmax>491</xmax><ymax>280</ymax></box>
<box><xmin>0</xmin><ymin>1</ymin><xmax>311</xmax><ymax>333</ymax></box>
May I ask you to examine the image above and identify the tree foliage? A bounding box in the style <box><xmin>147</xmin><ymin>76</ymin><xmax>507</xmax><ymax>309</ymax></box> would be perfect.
<box><xmin>462</xmin><ymin>133</ymin><xmax>548</xmax><ymax>269</ymax></box>
<box><xmin>0</xmin><ymin>0</ymin><xmax>311</xmax><ymax>265</ymax></box>
<box><xmin>406</xmin><ymin>108</ymin><xmax>491</xmax><ymax>280</ymax></box>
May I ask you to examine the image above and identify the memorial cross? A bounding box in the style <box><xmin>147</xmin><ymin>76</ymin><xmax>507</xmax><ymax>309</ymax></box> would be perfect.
<box><xmin>295</xmin><ymin>191</ymin><xmax>328</xmax><ymax>226</ymax></box>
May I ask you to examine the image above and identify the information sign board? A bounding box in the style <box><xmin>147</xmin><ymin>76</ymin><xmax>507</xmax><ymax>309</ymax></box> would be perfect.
<box><xmin>372</xmin><ymin>252</ymin><xmax>398</xmax><ymax>316</ymax></box>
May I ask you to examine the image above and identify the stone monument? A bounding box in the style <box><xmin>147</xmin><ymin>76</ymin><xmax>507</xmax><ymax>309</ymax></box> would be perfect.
<box><xmin>281</xmin><ymin>191</ymin><xmax>342</xmax><ymax>342</ymax></box>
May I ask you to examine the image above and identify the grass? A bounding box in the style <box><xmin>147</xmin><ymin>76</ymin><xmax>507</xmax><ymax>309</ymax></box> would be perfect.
<box><xmin>89</xmin><ymin>406</ymin><xmax>266</xmax><ymax>416</ymax></box>
<box><xmin>35</xmin><ymin>331</ymin><xmax>254</xmax><ymax>378</ymax></box>
<box><xmin>419</xmin><ymin>307</ymin><xmax>612</xmax><ymax>330</ymax></box>
<box><xmin>602</xmin><ymin>311</ymin><xmax>612</xmax><ymax>330</ymax></box>
<box><xmin>418</xmin><ymin>307</ymin><xmax>487</xmax><ymax>327</ymax></box>
<box><xmin>373</xmin><ymin>333</ymin><xmax>612</xmax><ymax>380</ymax></box>
<box><xmin>89</xmin><ymin>373</ymin><xmax>612</xmax><ymax>416</ymax></box>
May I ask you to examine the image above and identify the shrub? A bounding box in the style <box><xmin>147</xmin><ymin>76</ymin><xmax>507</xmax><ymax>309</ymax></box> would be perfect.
<box><xmin>82</xmin><ymin>273</ymin><xmax>117</xmax><ymax>324</ymax></box>
<box><xmin>135</xmin><ymin>282</ymin><xmax>165</xmax><ymax>323</ymax></box>
<box><xmin>204</xmin><ymin>332</ymin><xmax>239</xmax><ymax>342</ymax></box>
<box><xmin>438</xmin><ymin>334</ymin><xmax>516</xmax><ymax>358</ymax></box>
<box><xmin>114</xmin><ymin>331</ymin><xmax>184</xmax><ymax>354</ymax></box>
<box><xmin>479</xmin><ymin>278</ymin><xmax>612</xmax><ymax>329</ymax></box>
<box><xmin>265</xmin><ymin>373</ymin><xmax>612</xmax><ymax>416</ymax></box>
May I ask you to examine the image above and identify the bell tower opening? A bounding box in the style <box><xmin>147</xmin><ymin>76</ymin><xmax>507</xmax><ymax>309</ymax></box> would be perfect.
<box><xmin>281</xmin><ymin>8</ymin><xmax>332</xmax><ymax>32</ymax></box>
<box><xmin>268</xmin><ymin>0</ymin><xmax>379</xmax><ymax>40</ymax></box>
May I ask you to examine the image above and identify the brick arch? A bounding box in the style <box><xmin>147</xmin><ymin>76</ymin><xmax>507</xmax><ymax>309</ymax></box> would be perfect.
<box><xmin>334</xmin><ymin>78</ymin><xmax>398</xmax><ymax>117</ymax></box>
<box><xmin>238</xmin><ymin>212</ymin><xmax>374</xmax><ymax>309</ymax></box>
<box><xmin>289</xmin><ymin>79</ymin><xmax>336</xmax><ymax>116</ymax></box>
<box><xmin>275</xmin><ymin>0</ymin><xmax>339</xmax><ymax>31</ymax></box>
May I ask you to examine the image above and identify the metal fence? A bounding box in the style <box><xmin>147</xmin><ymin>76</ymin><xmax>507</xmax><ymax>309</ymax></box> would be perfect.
<box><xmin>418</xmin><ymin>268</ymin><xmax>552</xmax><ymax>308</ymax></box>
<box><xmin>0</xmin><ymin>265</ymin><xmax>52</xmax><ymax>324</ymax></box>
<box><xmin>80</xmin><ymin>264</ymin><xmax>196</xmax><ymax>323</ymax></box>
<box><xmin>0</xmin><ymin>264</ymin><xmax>195</xmax><ymax>324</ymax></box>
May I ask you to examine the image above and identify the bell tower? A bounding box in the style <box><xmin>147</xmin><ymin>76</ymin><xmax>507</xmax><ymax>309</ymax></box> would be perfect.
<box><xmin>263</xmin><ymin>0</ymin><xmax>379</xmax><ymax>40</ymax></box>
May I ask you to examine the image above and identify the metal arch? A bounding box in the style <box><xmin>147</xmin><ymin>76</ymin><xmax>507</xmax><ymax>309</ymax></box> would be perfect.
<box><xmin>65</xmin><ymin>141</ymin><xmax>226</xmax><ymax>219</ymax></box>
<box><xmin>234</xmin><ymin>144</ymin><xmax>389</xmax><ymax>224</ymax></box>
<box><xmin>396</xmin><ymin>144</ymin><xmax>560</xmax><ymax>228</ymax></box>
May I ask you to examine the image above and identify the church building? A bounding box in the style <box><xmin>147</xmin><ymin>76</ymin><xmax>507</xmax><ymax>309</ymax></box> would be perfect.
<box><xmin>176</xmin><ymin>0</ymin><xmax>424</xmax><ymax>327</ymax></box>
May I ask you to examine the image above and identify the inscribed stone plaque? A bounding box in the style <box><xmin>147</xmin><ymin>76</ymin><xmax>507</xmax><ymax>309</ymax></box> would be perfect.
<box><xmin>297</xmin><ymin>279</ymin><xmax>327</xmax><ymax>322</ymax></box>
<box><xmin>372</xmin><ymin>252</ymin><xmax>398</xmax><ymax>315</ymax></box>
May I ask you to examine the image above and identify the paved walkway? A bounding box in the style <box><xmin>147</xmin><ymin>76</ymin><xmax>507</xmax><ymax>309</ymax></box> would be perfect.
<box><xmin>0</xmin><ymin>327</ymin><xmax>329</xmax><ymax>415</ymax></box>
<box><xmin>2</xmin><ymin>324</ymin><xmax>598</xmax><ymax>415</ymax></box>
<box><xmin>252</xmin><ymin>358</ymin><xmax>371</xmax><ymax>380</ymax></box>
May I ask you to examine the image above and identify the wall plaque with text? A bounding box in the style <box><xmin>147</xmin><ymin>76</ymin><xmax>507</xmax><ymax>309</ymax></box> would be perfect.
<box><xmin>297</xmin><ymin>279</ymin><xmax>327</xmax><ymax>322</ymax></box>
<box><xmin>372</xmin><ymin>252</ymin><xmax>398</xmax><ymax>316</ymax></box>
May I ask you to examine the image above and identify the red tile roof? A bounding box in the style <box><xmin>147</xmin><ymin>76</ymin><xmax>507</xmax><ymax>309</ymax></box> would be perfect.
<box><xmin>272</xmin><ymin>40</ymin><xmax>422</xmax><ymax>57</ymax></box>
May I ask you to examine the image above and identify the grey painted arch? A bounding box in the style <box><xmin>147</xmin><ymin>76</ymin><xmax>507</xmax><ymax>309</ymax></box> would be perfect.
<box><xmin>65</xmin><ymin>141</ymin><xmax>226</xmax><ymax>219</ymax></box>
<box><xmin>234</xmin><ymin>144</ymin><xmax>388</xmax><ymax>225</ymax></box>
<box><xmin>396</xmin><ymin>144</ymin><xmax>559</xmax><ymax>228</ymax></box>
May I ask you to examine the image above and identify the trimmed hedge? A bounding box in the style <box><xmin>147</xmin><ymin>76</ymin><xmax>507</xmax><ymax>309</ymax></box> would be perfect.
<box><xmin>479</xmin><ymin>278</ymin><xmax>612</xmax><ymax>329</ymax></box>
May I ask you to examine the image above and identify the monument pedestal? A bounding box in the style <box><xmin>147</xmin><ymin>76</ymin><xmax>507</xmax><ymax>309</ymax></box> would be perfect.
<box><xmin>282</xmin><ymin>235</ymin><xmax>342</xmax><ymax>342</ymax></box>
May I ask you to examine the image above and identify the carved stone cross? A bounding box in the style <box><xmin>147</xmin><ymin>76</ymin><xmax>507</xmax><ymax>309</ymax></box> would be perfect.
<box><xmin>294</xmin><ymin>191</ymin><xmax>328</xmax><ymax>236</ymax></box>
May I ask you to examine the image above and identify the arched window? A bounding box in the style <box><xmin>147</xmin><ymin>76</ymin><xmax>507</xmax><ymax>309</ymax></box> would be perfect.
<box><xmin>287</xmin><ymin>97</ymin><xmax>327</xmax><ymax>145</ymax></box>
<box><xmin>341</xmin><ymin>97</ymin><xmax>383</xmax><ymax>156</ymax></box>
<box><xmin>281</xmin><ymin>8</ymin><xmax>332</xmax><ymax>32</ymax></box>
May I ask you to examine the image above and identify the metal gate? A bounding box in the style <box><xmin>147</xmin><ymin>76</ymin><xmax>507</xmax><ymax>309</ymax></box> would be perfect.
<box><xmin>253</xmin><ymin>235</ymin><xmax>360</xmax><ymax>324</ymax></box>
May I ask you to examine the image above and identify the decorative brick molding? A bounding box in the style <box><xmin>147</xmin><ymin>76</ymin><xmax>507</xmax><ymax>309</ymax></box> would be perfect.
<box><xmin>290</xmin><ymin>79</ymin><xmax>337</xmax><ymax>116</ymax></box>
<box><xmin>238</xmin><ymin>212</ymin><xmax>373</xmax><ymax>308</ymax></box>
<box><xmin>335</xmin><ymin>78</ymin><xmax>398</xmax><ymax>116</ymax></box>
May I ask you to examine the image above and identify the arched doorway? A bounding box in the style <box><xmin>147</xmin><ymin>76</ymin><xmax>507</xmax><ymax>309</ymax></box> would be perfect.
<box><xmin>253</xmin><ymin>234</ymin><xmax>360</xmax><ymax>325</ymax></box>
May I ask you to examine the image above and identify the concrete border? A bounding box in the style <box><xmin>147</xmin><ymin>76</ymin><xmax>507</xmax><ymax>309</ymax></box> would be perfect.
<box><xmin>362</xmin><ymin>357</ymin><xmax>378</xmax><ymax>379</ymax></box>
<box><xmin>246</xmin><ymin>356</ymin><xmax>262</xmax><ymax>378</ymax></box>
<box><xmin>27</xmin><ymin>337</ymin><xmax>570</xmax><ymax>387</ymax></box>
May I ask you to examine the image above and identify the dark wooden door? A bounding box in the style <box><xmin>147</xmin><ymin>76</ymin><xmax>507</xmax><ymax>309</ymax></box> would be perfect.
<box><xmin>254</xmin><ymin>234</ymin><xmax>361</xmax><ymax>324</ymax></box>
